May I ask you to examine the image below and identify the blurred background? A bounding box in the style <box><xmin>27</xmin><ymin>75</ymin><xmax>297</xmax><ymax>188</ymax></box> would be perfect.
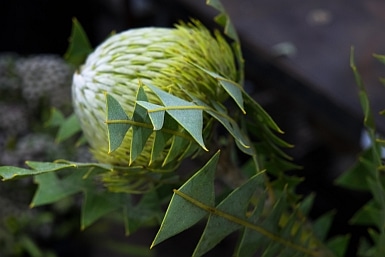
<box><xmin>1</xmin><ymin>0</ymin><xmax>385</xmax><ymax>256</ymax></box>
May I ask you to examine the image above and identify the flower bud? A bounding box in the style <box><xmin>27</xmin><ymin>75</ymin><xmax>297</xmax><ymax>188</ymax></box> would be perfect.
<box><xmin>72</xmin><ymin>20</ymin><xmax>238</xmax><ymax>191</ymax></box>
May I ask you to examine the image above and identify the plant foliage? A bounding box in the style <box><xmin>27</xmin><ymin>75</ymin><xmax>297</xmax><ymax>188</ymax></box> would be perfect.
<box><xmin>1</xmin><ymin>1</ymin><xmax>385</xmax><ymax>257</ymax></box>
<box><xmin>335</xmin><ymin>49</ymin><xmax>385</xmax><ymax>257</ymax></box>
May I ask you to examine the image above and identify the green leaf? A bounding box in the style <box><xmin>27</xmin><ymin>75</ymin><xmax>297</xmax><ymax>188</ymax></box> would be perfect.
<box><xmin>185</xmin><ymin>92</ymin><xmax>250</xmax><ymax>150</ymax></box>
<box><xmin>0</xmin><ymin>166</ymin><xmax>46</xmax><ymax>181</ymax></box>
<box><xmin>0</xmin><ymin>160</ymin><xmax>111</xmax><ymax>181</ymax></box>
<box><xmin>190</xmin><ymin>63</ymin><xmax>245</xmax><ymax>113</ymax></box>
<box><xmin>335</xmin><ymin>148</ymin><xmax>377</xmax><ymax>190</ymax></box>
<box><xmin>326</xmin><ymin>235</ymin><xmax>350</xmax><ymax>257</ymax></box>
<box><xmin>153</xmin><ymin>151</ymin><xmax>327</xmax><ymax>257</ymax></box>
<box><xmin>207</xmin><ymin>0</ymin><xmax>239</xmax><ymax>42</ymax></box>
<box><xmin>19</xmin><ymin>235</ymin><xmax>45</xmax><ymax>257</ymax></box>
<box><xmin>350</xmin><ymin>199</ymin><xmax>381</xmax><ymax>227</ymax></box>
<box><xmin>162</xmin><ymin>135</ymin><xmax>189</xmax><ymax>166</ymax></box>
<box><xmin>0</xmin><ymin>161</ymin><xmax>81</xmax><ymax>181</ymax></box>
<box><xmin>29</xmin><ymin>162</ymin><xmax>129</xmax><ymax>230</ymax></box>
<box><xmin>367</xmin><ymin>177</ymin><xmax>385</xmax><ymax>228</ymax></box>
<box><xmin>151</xmin><ymin>151</ymin><xmax>219</xmax><ymax>248</ymax></box>
<box><xmin>206</xmin><ymin>0</ymin><xmax>244</xmax><ymax>83</ymax></box>
<box><xmin>130</xmin><ymin>86</ymin><xmax>153</xmax><ymax>164</ymax></box>
<box><xmin>136</xmin><ymin>101</ymin><xmax>165</xmax><ymax>130</ymax></box>
<box><xmin>244</xmin><ymin>92</ymin><xmax>284</xmax><ymax>134</ymax></box>
<box><xmin>31</xmin><ymin>170</ymin><xmax>86</xmax><ymax>207</ymax></box>
<box><xmin>106</xmin><ymin>93</ymin><xmax>131</xmax><ymax>153</ymax></box>
<box><xmin>207</xmin><ymin>101</ymin><xmax>249</xmax><ymax>149</ymax></box>
<box><xmin>206</xmin><ymin>0</ymin><xmax>225</xmax><ymax>13</ymax></box>
<box><xmin>45</xmin><ymin>108</ymin><xmax>65</xmax><ymax>127</ymax></box>
<box><xmin>124</xmin><ymin>191</ymin><xmax>164</xmax><ymax>235</ymax></box>
<box><xmin>81</xmin><ymin>190</ymin><xmax>127</xmax><ymax>230</ymax></box>
<box><xmin>350</xmin><ymin>48</ymin><xmax>375</xmax><ymax>129</ymax></box>
<box><xmin>193</xmin><ymin>173</ymin><xmax>263</xmax><ymax>257</ymax></box>
<box><xmin>64</xmin><ymin>18</ymin><xmax>93</xmax><ymax>66</ymax></box>
<box><xmin>235</xmin><ymin>193</ymin><xmax>267</xmax><ymax>257</ymax></box>
<box><xmin>146</xmin><ymin>84</ymin><xmax>207</xmax><ymax>150</ymax></box>
<box><xmin>26</xmin><ymin>161</ymin><xmax>77</xmax><ymax>171</ymax></box>
<box><xmin>150</xmin><ymin>115</ymin><xmax>178</xmax><ymax>165</ymax></box>
<box><xmin>297</xmin><ymin>194</ymin><xmax>315</xmax><ymax>216</ymax></box>
<box><xmin>373</xmin><ymin>53</ymin><xmax>385</xmax><ymax>65</ymax></box>
<box><xmin>312</xmin><ymin>211</ymin><xmax>336</xmax><ymax>241</ymax></box>
<box><xmin>55</xmin><ymin>113</ymin><xmax>82</xmax><ymax>142</ymax></box>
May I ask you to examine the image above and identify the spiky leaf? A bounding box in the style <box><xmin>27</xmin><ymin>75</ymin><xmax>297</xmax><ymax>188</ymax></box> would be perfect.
<box><xmin>151</xmin><ymin>151</ymin><xmax>219</xmax><ymax>248</ymax></box>
<box><xmin>64</xmin><ymin>18</ymin><xmax>93</xmax><ymax>66</ymax></box>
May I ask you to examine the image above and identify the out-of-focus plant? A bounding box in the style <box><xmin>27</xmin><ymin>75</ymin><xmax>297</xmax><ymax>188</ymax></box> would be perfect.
<box><xmin>0</xmin><ymin>52</ymin><xmax>81</xmax><ymax>257</ymax></box>
<box><xmin>3</xmin><ymin>0</ymin><xmax>385</xmax><ymax>256</ymax></box>
<box><xmin>334</xmin><ymin>49</ymin><xmax>385</xmax><ymax>257</ymax></box>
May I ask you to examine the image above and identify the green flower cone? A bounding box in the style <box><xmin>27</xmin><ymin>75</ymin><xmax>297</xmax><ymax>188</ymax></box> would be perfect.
<box><xmin>72</xmin><ymin>20</ymin><xmax>240</xmax><ymax>192</ymax></box>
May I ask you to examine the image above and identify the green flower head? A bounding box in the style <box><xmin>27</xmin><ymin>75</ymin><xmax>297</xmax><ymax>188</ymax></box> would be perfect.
<box><xmin>72</xmin><ymin>20</ymin><xmax>240</xmax><ymax>190</ymax></box>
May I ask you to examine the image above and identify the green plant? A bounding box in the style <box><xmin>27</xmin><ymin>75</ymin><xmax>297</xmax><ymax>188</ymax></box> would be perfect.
<box><xmin>1</xmin><ymin>1</ymin><xmax>385</xmax><ymax>256</ymax></box>
<box><xmin>334</xmin><ymin>49</ymin><xmax>385</xmax><ymax>257</ymax></box>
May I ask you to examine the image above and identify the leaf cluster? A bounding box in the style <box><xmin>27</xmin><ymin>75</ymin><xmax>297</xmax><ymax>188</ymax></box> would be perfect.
<box><xmin>3</xmin><ymin>1</ymin><xmax>385</xmax><ymax>257</ymax></box>
<box><xmin>334</xmin><ymin>49</ymin><xmax>385</xmax><ymax>257</ymax></box>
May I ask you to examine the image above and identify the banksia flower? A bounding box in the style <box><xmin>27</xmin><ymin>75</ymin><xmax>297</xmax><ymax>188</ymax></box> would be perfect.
<box><xmin>72</xmin><ymin>20</ymin><xmax>240</xmax><ymax>191</ymax></box>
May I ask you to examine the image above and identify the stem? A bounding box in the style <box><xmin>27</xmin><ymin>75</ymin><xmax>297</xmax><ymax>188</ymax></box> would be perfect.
<box><xmin>147</xmin><ymin>105</ymin><xmax>209</xmax><ymax>113</ymax></box>
<box><xmin>105</xmin><ymin>119</ymin><xmax>193</xmax><ymax>140</ymax></box>
<box><xmin>173</xmin><ymin>189</ymin><xmax>320</xmax><ymax>256</ymax></box>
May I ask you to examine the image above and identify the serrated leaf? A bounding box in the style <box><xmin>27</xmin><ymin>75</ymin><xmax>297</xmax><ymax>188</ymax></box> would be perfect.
<box><xmin>208</xmin><ymin>100</ymin><xmax>250</xmax><ymax>149</ymax></box>
<box><xmin>206</xmin><ymin>0</ymin><xmax>243</xmax><ymax>84</ymax></box>
<box><xmin>190</xmin><ymin>63</ymin><xmax>245</xmax><ymax>113</ymax></box>
<box><xmin>193</xmin><ymin>174</ymin><xmax>263</xmax><ymax>257</ymax></box>
<box><xmin>106</xmin><ymin>94</ymin><xmax>131</xmax><ymax>153</ymax></box>
<box><xmin>244</xmin><ymin>93</ymin><xmax>284</xmax><ymax>134</ymax></box>
<box><xmin>237</xmin><ymin>189</ymin><xmax>326</xmax><ymax>257</ymax></box>
<box><xmin>185</xmin><ymin>92</ymin><xmax>250</xmax><ymax>149</ymax></box>
<box><xmin>236</xmin><ymin>194</ymin><xmax>267</xmax><ymax>257</ymax></box>
<box><xmin>64</xmin><ymin>18</ymin><xmax>93</xmax><ymax>66</ymax></box>
<box><xmin>146</xmin><ymin>84</ymin><xmax>207</xmax><ymax>151</ymax></box>
<box><xmin>350</xmin><ymin>48</ymin><xmax>375</xmax><ymax>129</ymax></box>
<box><xmin>31</xmin><ymin>170</ymin><xmax>86</xmax><ymax>207</ymax></box>
<box><xmin>207</xmin><ymin>0</ymin><xmax>238</xmax><ymax>42</ymax></box>
<box><xmin>151</xmin><ymin>151</ymin><xmax>219</xmax><ymax>248</ymax></box>
<box><xmin>136</xmin><ymin>101</ymin><xmax>165</xmax><ymax>130</ymax></box>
